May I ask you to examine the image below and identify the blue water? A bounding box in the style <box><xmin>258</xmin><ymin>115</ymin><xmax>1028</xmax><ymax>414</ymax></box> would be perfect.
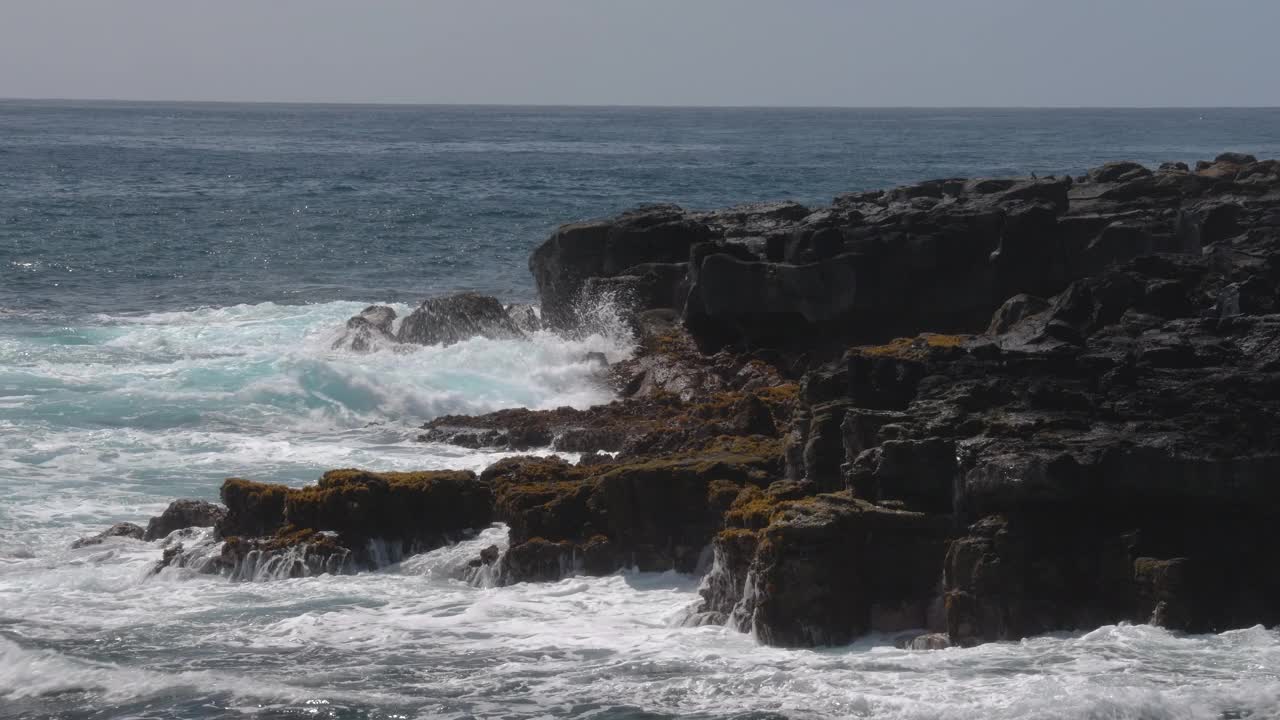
<box><xmin>3</xmin><ymin>102</ymin><xmax>1280</xmax><ymax>719</ymax></box>
<box><xmin>5</xmin><ymin>101</ymin><xmax>1280</xmax><ymax>315</ymax></box>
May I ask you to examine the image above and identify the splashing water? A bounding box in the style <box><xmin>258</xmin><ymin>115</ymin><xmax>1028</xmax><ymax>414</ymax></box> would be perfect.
<box><xmin>2</xmin><ymin>301</ymin><xmax>1278</xmax><ymax>719</ymax></box>
<box><xmin>7</xmin><ymin>100</ymin><xmax>1280</xmax><ymax>719</ymax></box>
<box><xmin>0</xmin><ymin>300</ymin><xmax>630</xmax><ymax>555</ymax></box>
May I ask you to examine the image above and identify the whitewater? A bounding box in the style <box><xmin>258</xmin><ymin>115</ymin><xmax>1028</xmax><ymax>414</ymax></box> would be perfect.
<box><xmin>7</xmin><ymin>102</ymin><xmax>1280</xmax><ymax>719</ymax></box>
<box><xmin>0</xmin><ymin>300</ymin><xmax>1277</xmax><ymax>720</ymax></box>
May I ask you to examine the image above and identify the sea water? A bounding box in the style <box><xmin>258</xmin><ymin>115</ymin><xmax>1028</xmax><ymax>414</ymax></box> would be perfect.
<box><xmin>3</xmin><ymin>102</ymin><xmax>1280</xmax><ymax>719</ymax></box>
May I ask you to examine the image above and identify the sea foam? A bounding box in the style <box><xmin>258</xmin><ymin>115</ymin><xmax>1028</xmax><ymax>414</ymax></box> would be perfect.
<box><xmin>4</xmin><ymin>301</ymin><xmax>1280</xmax><ymax>718</ymax></box>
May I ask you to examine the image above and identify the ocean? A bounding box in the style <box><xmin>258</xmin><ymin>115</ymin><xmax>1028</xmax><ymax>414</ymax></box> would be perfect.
<box><xmin>3</xmin><ymin>101</ymin><xmax>1280</xmax><ymax>719</ymax></box>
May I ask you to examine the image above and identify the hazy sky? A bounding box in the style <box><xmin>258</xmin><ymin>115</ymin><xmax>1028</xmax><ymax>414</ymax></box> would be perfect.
<box><xmin>3</xmin><ymin>0</ymin><xmax>1278</xmax><ymax>107</ymax></box>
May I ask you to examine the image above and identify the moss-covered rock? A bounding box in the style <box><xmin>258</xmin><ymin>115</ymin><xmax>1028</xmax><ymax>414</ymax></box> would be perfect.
<box><xmin>486</xmin><ymin>436</ymin><xmax>783</xmax><ymax>584</ymax></box>
<box><xmin>284</xmin><ymin>468</ymin><xmax>490</xmax><ymax>544</ymax></box>
<box><xmin>184</xmin><ymin>470</ymin><xmax>494</xmax><ymax>580</ymax></box>
<box><xmin>218</xmin><ymin>478</ymin><xmax>289</xmax><ymax>538</ymax></box>
<box><xmin>697</xmin><ymin>492</ymin><xmax>951</xmax><ymax>648</ymax></box>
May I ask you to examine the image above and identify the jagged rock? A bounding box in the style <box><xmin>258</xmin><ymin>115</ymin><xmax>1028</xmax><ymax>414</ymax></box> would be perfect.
<box><xmin>794</xmin><ymin>256</ymin><xmax>1280</xmax><ymax>647</ymax></box>
<box><xmin>529</xmin><ymin>155</ymin><xmax>1276</xmax><ymax>355</ymax></box>
<box><xmin>487</xmin><ymin>438</ymin><xmax>781</xmax><ymax>584</ymax></box>
<box><xmin>685</xmin><ymin>251</ymin><xmax>862</xmax><ymax>348</ymax></box>
<box><xmin>699</xmin><ymin>492</ymin><xmax>950</xmax><ymax>647</ymax></box>
<box><xmin>397</xmin><ymin>292</ymin><xmax>522</xmax><ymax>346</ymax></box>
<box><xmin>504</xmin><ymin>303</ymin><xmax>543</xmax><ymax>334</ymax></box>
<box><xmin>692</xmin><ymin>200</ymin><xmax>811</xmax><ymax>241</ymax></box>
<box><xmin>986</xmin><ymin>294</ymin><xmax>1050</xmax><ymax>335</ymax></box>
<box><xmin>898</xmin><ymin>632</ymin><xmax>951</xmax><ymax>650</ymax></box>
<box><xmin>579</xmin><ymin>262</ymin><xmax>691</xmax><ymax>327</ymax></box>
<box><xmin>283</xmin><ymin>469</ymin><xmax>491</xmax><ymax>546</ymax></box>
<box><xmin>529</xmin><ymin>205</ymin><xmax>712</xmax><ymax>329</ymax></box>
<box><xmin>332</xmin><ymin>305</ymin><xmax>397</xmax><ymax>352</ymax></box>
<box><xmin>149</xmin><ymin>154</ymin><xmax>1280</xmax><ymax>650</ymax></box>
<box><xmin>144</xmin><ymin>499</ymin><xmax>227</xmax><ymax>541</ymax></box>
<box><xmin>712</xmin><ymin>159</ymin><xmax>1280</xmax><ymax>647</ymax></box>
<box><xmin>1215</xmin><ymin>152</ymin><xmax>1258</xmax><ymax>166</ymax></box>
<box><xmin>218</xmin><ymin>478</ymin><xmax>289</xmax><ymax>538</ymax></box>
<box><xmin>71</xmin><ymin>522</ymin><xmax>145</xmax><ymax>549</ymax></box>
<box><xmin>1087</xmin><ymin>161</ymin><xmax>1152</xmax><ymax>184</ymax></box>
<box><xmin>420</xmin><ymin>320</ymin><xmax>797</xmax><ymax>455</ymax></box>
<box><xmin>169</xmin><ymin>471</ymin><xmax>494</xmax><ymax>580</ymax></box>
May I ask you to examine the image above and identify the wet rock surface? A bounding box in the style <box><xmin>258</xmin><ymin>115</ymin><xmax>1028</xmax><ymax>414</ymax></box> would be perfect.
<box><xmin>72</xmin><ymin>522</ymin><xmax>146</xmax><ymax>549</ymax></box>
<box><xmin>332</xmin><ymin>305</ymin><xmax>397</xmax><ymax>352</ymax></box>
<box><xmin>154</xmin><ymin>470</ymin><xmax>493</xmax><ymax>579</ymax></box>
<box><xmin>144</xmin><ymin>499</ymin><xmax>227</xmax><ymax>541</ymax></box>
<box><xmin>332</xmin><ymin>294</ymin><xmax>542</xmax><ymax>351</ymax></box>
<box><xmin>397</xmin><ymin>292</ymin><xmax>523</xmax><ymax>346</ymax></box>
<box><xmin>143</xmin><ymin>155</ymin><xmax>1280</xmax><ymax>650</ymax></box>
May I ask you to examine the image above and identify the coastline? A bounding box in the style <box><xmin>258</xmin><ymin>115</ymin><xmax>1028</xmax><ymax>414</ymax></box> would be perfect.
<box><xmin>93</xmin><ymin>152</ymin><xmax>1280</xmax><ymax>651</ymax></box>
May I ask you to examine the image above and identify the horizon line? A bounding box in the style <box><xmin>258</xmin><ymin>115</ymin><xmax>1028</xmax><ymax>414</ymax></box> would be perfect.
<box><xmin>2</xmin><ymin>96</ymin><xmax>1278</xmax><ymax>111</ymax></box>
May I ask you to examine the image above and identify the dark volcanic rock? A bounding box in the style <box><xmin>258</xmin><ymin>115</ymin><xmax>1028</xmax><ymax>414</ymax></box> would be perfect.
<box><xmin>332</xmin><ymin>305</ymin><xmax>397</xmax><ymax>352</ymax></box>
<box><xmin>218</xmin><ymin>478</ymin><xmax>289</xmax><ymax>538</ymax></box>
<box><xmin>144</xmin><ymin>499</ymin><xmax>227</xmax><ymax>541</ymax></box>
<box><xmin>1087</xmin><ymin>161</ymin><xmax>1152</xmax><ymax>184</ymax></box>
<box><xmin>528</xmin><ymin>155</ymin><xmax>1279</xmax><ymax>355</ymax></box>
<box><xmin>529</xmin><ymin>205</ymin><xmax>712</xmax><ymax>329</ymax></box>
<box><xmin>504</xmin><ymin>303</ymin><xmax>543</xmax><ymax>334</ymax></box>
<box><xmin>681</xmin><ymin>153</ymin><xmax>1280</xmax><ymax>647</ymax></box>
<box><xmin>283</xmin><ymin>469</ymin><xmax>491</xmax><ymax>547</ymax></box>
<box><xmin>486</xmin><ymin>437</ymin><xmax>782</xmax><ymax>584</ymax></box>
<box><xmin>397</xmin><ymin>292</ymin><xmax>523</xmax><ymax>346</ymax></box>
<box><xmin>166</xmin><ymin>471</ymin><xmax>493</xmax><ymax>580</ymax></box>
<box><xmin>152</xmin><ymin>154</ymin><xmax>1280</xmax><ymax>651</ymax></box>
<box><xmin>72</xmin><ymin>522</ymin><xmax>146</xmax><ymax>549</ymax></box>
<box><xmin>698</xmin><ymin>492</ymin><xmax>949</xmax><ymax>646</ymax></box>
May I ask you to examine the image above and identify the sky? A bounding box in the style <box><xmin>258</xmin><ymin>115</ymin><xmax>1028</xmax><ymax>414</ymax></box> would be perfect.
<box><xmin>2</xmin><ymin>0</ymin><xmax>1278</xmax><ymax>107</ymax></box>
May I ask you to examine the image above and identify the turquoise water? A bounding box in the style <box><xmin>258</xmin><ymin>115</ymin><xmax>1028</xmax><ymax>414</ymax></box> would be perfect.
<box><xmin>2</xmin><ymin>103</ymin><xmax>1280</xmax><ymax>718</ymax></box>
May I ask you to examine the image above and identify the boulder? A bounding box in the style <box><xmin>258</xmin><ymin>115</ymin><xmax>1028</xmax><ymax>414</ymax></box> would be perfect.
<box><xmin>144</xmin><ymin>499</ymin><xmax>228</xmax><ymax>541</ymax></box>
<box><xmin>218</xmin><ymin>478</ymin><xmax>289</xmax><ymax>538</ymax></box>
<box><xmin>397</xmin><ymin>292</ymin><xmax>523</xmax><ymax>346</ymax></box>
<box><xmin>332</xmin><ymin>305</ymin><xmax>397</xmax><ymax>352</ymax></box>
<box><xmin>1086</xmin><ymin>161</ymin><xmax>1152</xmax><ymax>184</ymax></box>
<box><xmin>283</xmin><ymin>469</ymin><xmax>492</xmax><ymax>548</ymax></box>
<box><xmin>71</xmin><ymin>522</ymin><xmax>145</xmax><ymax>549</ymax></box>
<box><xmin>168</xmin><ymin>470</ymin><xmax>495</xmax><ymax>580</ymax></box>
<box><xmin>1215</xmin><ymin>152</ymin><xmax>1258</xmax><ymax>166</ymax></box>
<box><xmin>504</xmin><ymin>303</ymin><xmax>543</xmax><ymax>334</ymax></box>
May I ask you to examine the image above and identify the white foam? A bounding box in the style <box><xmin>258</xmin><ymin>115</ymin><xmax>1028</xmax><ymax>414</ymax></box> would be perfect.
<box><xmin>5</xmin><ymin>300</ymin><xmax>1280</xmax><ymax>717</ymax></box>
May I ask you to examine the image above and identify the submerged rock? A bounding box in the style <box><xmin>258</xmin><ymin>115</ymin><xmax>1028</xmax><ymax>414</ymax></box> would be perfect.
<box><xmin>504</xmin><ymin>303</ymin><xmax>543</xmax><ymax>334</ymax></box>
<box><xmin>71</xmin><ymin>522</ymin><xmax>145</xmax><ymax>549</ymax></box>
<box><xmin>332</xmin><ymin>305</ymin><xmax>397</xmax><ymax>352</ymax></box>
<box><xmin>397</xmin><ymin>292</ymin><xmax>523</xmax><ymax>346</ymax></box>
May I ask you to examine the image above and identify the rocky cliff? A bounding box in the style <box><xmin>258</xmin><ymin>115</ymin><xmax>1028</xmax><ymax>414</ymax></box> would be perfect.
<box><xmin>116</xmin><ymin>153</ymin><xmax>1280</xmax><ymax>649</ymax></box>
